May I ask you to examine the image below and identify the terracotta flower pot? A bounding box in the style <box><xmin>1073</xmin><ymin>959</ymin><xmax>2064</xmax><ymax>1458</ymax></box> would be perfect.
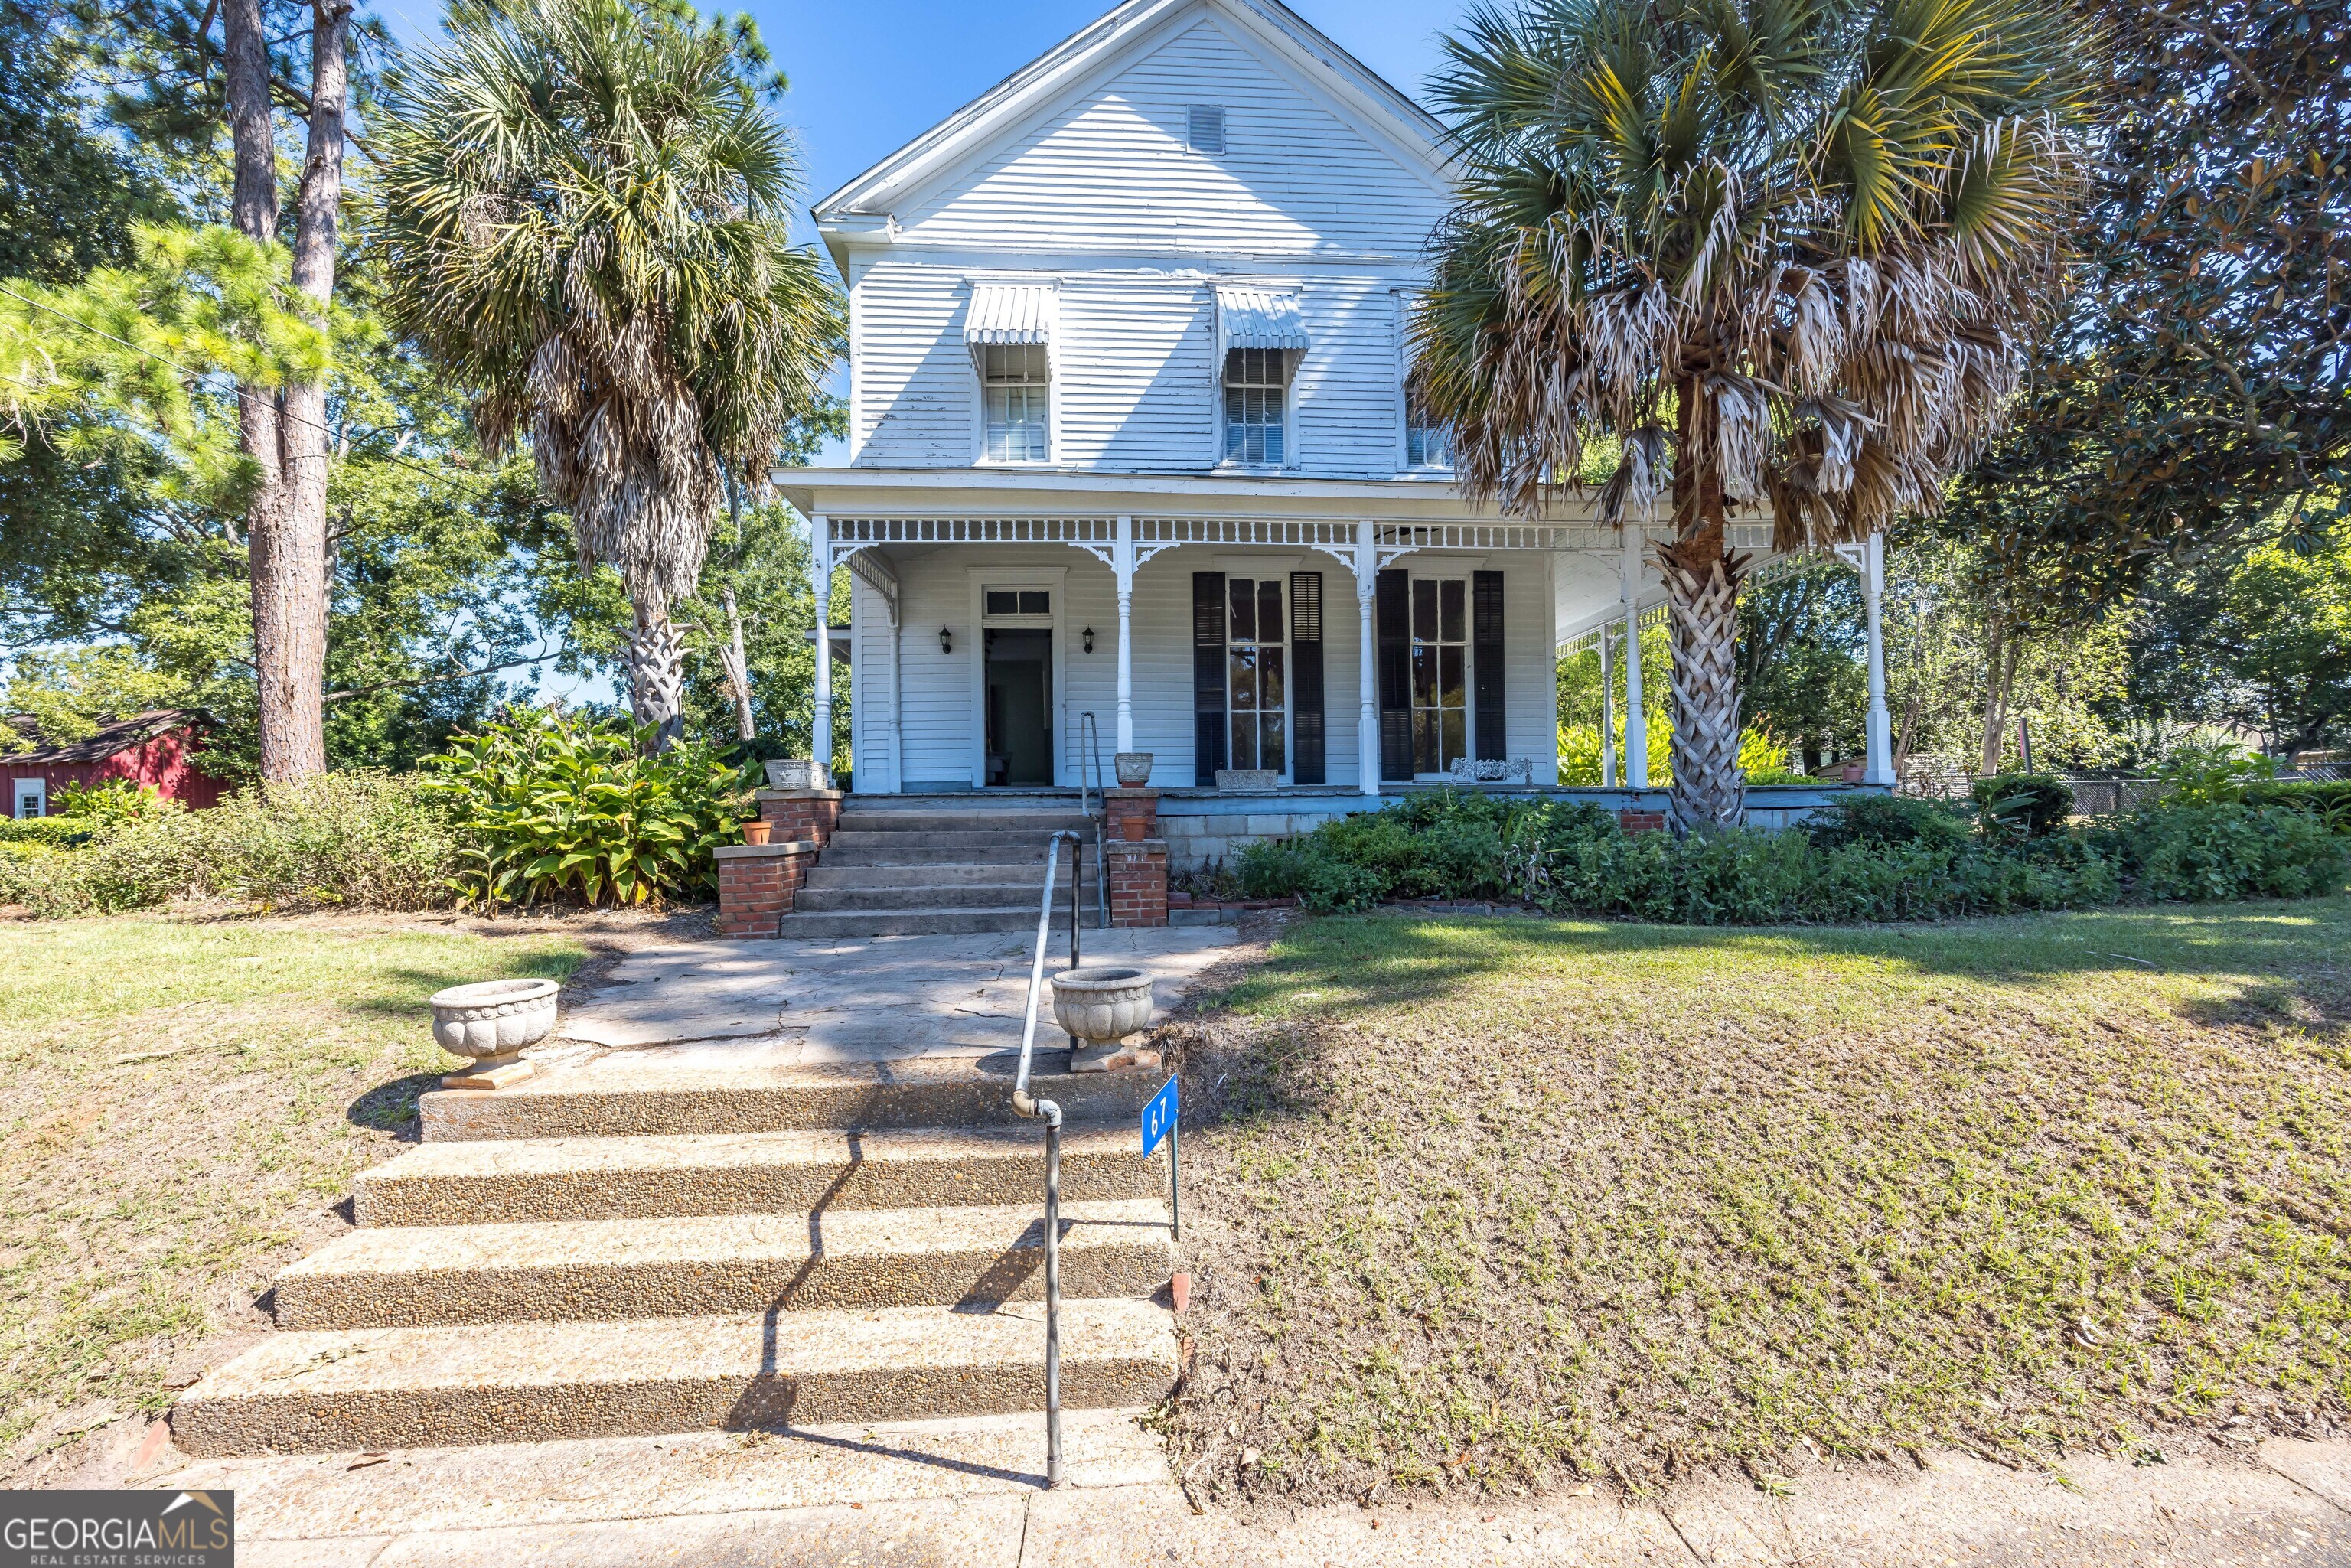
<box><xmin>743</xmin><ymin>817</ymin><xmax>773</xmax><ymax>845</ymax></box>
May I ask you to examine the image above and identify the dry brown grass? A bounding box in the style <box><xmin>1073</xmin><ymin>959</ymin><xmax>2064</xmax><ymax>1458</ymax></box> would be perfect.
<box><xmin>1160</xmin><ymin>900</ymin><xmax>2351</xmax><ymax>1509</ymax></box>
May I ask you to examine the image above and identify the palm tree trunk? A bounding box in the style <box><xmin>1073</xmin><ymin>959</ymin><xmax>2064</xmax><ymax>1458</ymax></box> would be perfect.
<box><xmin>629</xmin><ymin>606</ymin><xmax>687</xmax><ymax>751</ymax></box>
<box><xmin>1665</xmin><ymin>373</ymin><xmax>1746</xmax><ymax>833</ymax></box>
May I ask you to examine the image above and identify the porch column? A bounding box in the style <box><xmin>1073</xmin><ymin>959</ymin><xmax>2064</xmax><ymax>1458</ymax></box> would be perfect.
<box><xmin>1114</xmin><ymin>514</ymin><xmax>1135</xmax><ymax>755</ymax></box>
<box><xmin>1599</xmin><ymin>625</ymin><xmax>1617</xmax><ymax>789</ymax></box>
<box><xmin>810</xmin><ymin>517</ymin><xmax>833</xmax><ymax>787</ymax></box>
<box><xmin>1356</xmin><ymin>520</ymin><xmax>1379</xmax><ymax>797</ymax></box>
<box><xmin>1863</xmin><ymin>530</ymin><xmax>1893</xmax><ymax>785</ymax></box>
<box><xmin>1620</xmin><ymin>523</ymin><xmax>1648</xmax><ymax>791</ymax></box>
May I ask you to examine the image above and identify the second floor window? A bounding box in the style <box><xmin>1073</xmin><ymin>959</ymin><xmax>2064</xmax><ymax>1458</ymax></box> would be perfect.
<box><xmin>982</xmin><ymin>344</ymin><xmax>1049</xmax><ymax>461</ymax></box>
<box><xmin>1223</xmin><ymin>348</ymin><xmax>1289</xmax><ymax>465</ymax></box>
<box><xmin>1404</xmin><ymin>386</ymin><xmax>1453</xmax><ymax>470</ymax></box>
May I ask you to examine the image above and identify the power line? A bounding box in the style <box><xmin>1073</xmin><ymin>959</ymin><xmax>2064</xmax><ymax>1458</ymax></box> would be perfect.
<box><xmin>0</xmin><ymin>280</ymin><xmax>505</xmax><ymax>504</ymax></box>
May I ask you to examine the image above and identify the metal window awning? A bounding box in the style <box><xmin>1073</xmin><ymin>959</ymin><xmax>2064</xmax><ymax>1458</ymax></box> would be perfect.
<box><xmin>1215</xmin><ymin>286</ymin><xmax>1309</xmax><ymax>351</ymax></box>
<box><xmin>964</xmin><ymin>285</ymin><xmax>1055</xmax><ymax>345</ymax></box>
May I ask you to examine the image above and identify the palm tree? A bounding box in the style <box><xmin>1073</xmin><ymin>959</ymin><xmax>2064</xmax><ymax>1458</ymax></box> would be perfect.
<box><xmin>373</xmin><ymin>0</ymin><xmax>843</xmax><ymax>746</ymax></box>
<box><xmin>1410</xmin><ymin>0</ymin><xmax>2091</xmax><ymax>830</ymax></box>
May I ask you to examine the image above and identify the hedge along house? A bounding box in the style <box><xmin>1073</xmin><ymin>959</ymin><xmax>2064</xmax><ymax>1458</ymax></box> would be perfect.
<box><xmin>739</xmin><ymin>0</ymin><xmax>1894</xmax><ymax>931</ymax></box>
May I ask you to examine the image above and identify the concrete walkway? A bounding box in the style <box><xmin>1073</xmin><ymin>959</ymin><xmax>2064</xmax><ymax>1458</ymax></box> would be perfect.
<box><xmin>543</xmin><ymin>927</ymin><xmax>1237</xmax><ymax>1064</ymax></box>
<box><xmin>98</xmin><ymin>1411</ymin><xmax>2351</xmax><ymax>1566</ymax></box>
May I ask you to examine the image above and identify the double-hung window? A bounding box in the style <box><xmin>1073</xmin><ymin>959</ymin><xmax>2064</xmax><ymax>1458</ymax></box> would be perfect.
<box><xmin>981</xmin><ymin>344</ymin><xmax>1050</xmax><ymax>462</ymax></box>
<box><xmin>1222</xmin><ymin>348</ymin><xmax>1290</xmax><ymax>466</ymax></box>
<box><xmin>1410</xmin><ymin>578</ymin><xmax>1469</xmax><ymax>774</ymax></box>
<box><xmin>1404</xmin><ymin>385</ymin><xmax>1453</xmax><ymax>471</ymax></box>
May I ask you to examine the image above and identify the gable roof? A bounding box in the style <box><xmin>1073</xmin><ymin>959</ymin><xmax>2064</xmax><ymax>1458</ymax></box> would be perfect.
<box><xmin>5</xmin><ymin>709</ymin><xmax>211</xmax><ymax>767</ymax></box>
<box><xmin>813</xmin><ymin>0</ymin><xmax>1454</xmax><ymax>262</ymax></box>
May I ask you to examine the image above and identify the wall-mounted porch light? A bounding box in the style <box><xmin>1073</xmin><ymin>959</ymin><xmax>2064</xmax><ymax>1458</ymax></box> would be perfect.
<box><xmin>939</xmin><ymin>628</ymin><xmax>954</xmax><ymax>654</ymax></box>
<box><xmin>1082</xmin><ymin>627</ymin><xmax>1095</xmax><ymax>653</ymax></box>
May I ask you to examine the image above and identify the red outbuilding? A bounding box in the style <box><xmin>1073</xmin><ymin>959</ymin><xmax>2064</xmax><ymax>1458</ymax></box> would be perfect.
<box><xmin>5</xmin><ymin>710</ymin><xmax>228</xmax><ymax>817</ymax></box>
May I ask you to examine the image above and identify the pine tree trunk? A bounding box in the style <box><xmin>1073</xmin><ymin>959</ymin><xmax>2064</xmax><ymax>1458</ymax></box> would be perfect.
<box><xmin>1665</xmin><ymin>372</ymin><xmax>1746</xmax><ymax>833</ymax></box>
<box><xmin>629</xmin><ymin>608</ymin><xmax>687</xmax><ymax>751</ymax></box>
<box><xmin>223</xmin><ymin>0</ymin><xmax>347</xmax><ymax>782</ymax></box>
<box><xmin>1979</xmin><ymin>621</ymin><xmax>2020</xmax><ymax>775</ymax></box>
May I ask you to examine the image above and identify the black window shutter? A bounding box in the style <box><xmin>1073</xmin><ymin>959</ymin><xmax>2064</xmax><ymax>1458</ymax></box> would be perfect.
<box><xmin>1473</xmin><ymin>569</ymin><xmax>1506</xmax><ymax>761</ymax></box>
<box><xmin>1290</xmin><ymin>572</ymin><xmax>1325</xmax><ymax>786</ymax></box>
<box><xmin>1376</xmin><ymin>569</ymin><xmax>1412</xmax><ymax>781</ymax></box>
<box><xmin>1193</xmin><ymin>572</ymin><xmax>1228</xmax><ymax>785</ymax></box>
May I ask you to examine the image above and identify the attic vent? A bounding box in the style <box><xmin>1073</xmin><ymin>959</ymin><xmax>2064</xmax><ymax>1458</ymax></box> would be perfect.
<box><xmin>1186</xmin><ymin>104</ymin><xmax>1225</xmax><ymax>155</ymax></box>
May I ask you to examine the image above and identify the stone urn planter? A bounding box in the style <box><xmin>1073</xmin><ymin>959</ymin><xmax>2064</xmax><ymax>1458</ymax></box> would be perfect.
<box><xmin>1050</xmin><ymin>965</ymin><xmax>1157</xmax><ymax>1074</ymax></box>
<box><xmin>430</xmin><ymin>977</ymin><xmax>559</xmax><ymax>1088</ymax></box>
<box><xmin>1114</xmin><ymin>751</ymin><xmax>1154</xmax><ymax>787</ymax></box>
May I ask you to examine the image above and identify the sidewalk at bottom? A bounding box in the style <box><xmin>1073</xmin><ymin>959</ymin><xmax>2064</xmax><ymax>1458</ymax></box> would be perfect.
<box><xmin>67</xmin><ymin>1407</ymin><xmax>2351</xmax><ymax>1567</ymax></box>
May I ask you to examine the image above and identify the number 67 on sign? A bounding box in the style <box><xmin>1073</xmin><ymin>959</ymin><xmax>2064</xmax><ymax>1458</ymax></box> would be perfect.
<box><xmin>1142</xmin><ymin>1076</ymin><xmax>1179</xmax><ymax>1241</ymax></box>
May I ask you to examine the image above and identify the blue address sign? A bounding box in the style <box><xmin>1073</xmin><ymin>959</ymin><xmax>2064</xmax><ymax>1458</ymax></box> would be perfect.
<box><xmin>1140</xmin><ymin>1075</ymin><xmax>1179</xmax><ymax>1157</ymax></box>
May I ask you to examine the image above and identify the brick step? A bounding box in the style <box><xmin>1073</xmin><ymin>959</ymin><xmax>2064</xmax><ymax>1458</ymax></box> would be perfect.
<box><xmin>172</xmin><ymin>1299</ymin><xmax>1176</xmax><ymax>1456</ymax></box>
<box><xmin>421</xmin><ymin>1057</ymin><xmax>1166</xmax><ymax>1143</ymax></box>
<box><xmin>800</xmin><ymin>862</ymin><xmax>1075</xmax><ymax>890</ymax></box>
<box><xmin>274</xmin><ymin>1200</ymin><xmax>1174</xmax><ymax>1328</ymax></box>
<box><xmin>356</xmin><ymin>1125</ymin><xmax>1164</xmax><ymax>1227</ymax></box>
<box><xmin>793</xmin><ymin>883</ymin><xmax>1096</xmax><ymax>913</ymax></box>
<box><xmin>774</xmin><ymin>907</ymin><xmax>1107</xmax><ymax>938</ymax></box>
<box><xmin>833</xmin><ymin>811</ymin><xmax>1099</xmax><ymax>834</ymax></box>
<box><xmin>820</xmin><ymin>830</ymin><xmax>1097</xmax><ymax>859</ymax></box>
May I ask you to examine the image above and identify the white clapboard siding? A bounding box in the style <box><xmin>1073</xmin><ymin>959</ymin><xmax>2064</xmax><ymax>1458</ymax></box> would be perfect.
<box><xmin>1055</xmin><ymin>275</ymin><xmax>1215</xmax><ymax>470</ymax></box>
<box><xmin>849</xmin><ymin>575</ymin><xmax>896</xmax><ymax>793</ymax></box>
<box><xmin>849</xmin><ymin>259</ymin><xmax>971</xmax><ymax>465</ymax></box>
<box><xmin>895</xmin><ymin>18</ymin><xmax>1448</xmax><ymax>259</ymax></box>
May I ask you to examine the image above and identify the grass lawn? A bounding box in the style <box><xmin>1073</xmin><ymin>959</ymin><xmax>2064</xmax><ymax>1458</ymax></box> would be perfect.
<box><xmin>0</xmin><ymin>914</ymin><xmax>585</xmax><ymax>1475</ymax></box>
<box><xmin>1165</xmin><ymin>898</ymin><xmax>2351</xmax><ymax>1507</ymax></box>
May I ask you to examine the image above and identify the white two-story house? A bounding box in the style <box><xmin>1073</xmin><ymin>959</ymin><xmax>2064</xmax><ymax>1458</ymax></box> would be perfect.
<box><xmin>778</xmin><ymin>0</ymin><xmax>1775</xmax><ymax>808</ymax></box>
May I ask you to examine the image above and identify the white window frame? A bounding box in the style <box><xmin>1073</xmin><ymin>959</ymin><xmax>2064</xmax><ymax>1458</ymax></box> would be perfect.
<box><xmin>12</xmin><ymin>777</ymin><xmax>45</xmax><ymax>819</ymax></box>
<box><xmin>1218</xmin><ymin>347</ymin><xmax>1294</xmax><ymax>471</ymax></box>
<box><xmin>1395</xmin><ymin>288</ymin><xmax>1454</xmax><ymax>476</ymax></box>
<box><xmin>976</xmin><ymin>342</ymin><xmax>1052</xmax><ymax>465</ymax></box>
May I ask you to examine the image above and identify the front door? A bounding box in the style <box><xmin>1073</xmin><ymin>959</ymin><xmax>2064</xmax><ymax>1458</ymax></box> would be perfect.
<box><xmin>984</xmin><ymin>628</ymin><xmax>1052</xmax><ymax>785</ymax></box>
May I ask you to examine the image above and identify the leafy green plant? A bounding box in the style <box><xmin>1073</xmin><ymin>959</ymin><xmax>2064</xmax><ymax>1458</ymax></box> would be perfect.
<box><xmin>55</xmin><ymin>777</ymin><xmax>169</xmax><ymax>827</ymax></box>
<box><xmin>1805</xmin><ymin>794</ymin><xmax>1971</xmax><ymax>853</ymax></box>
<box><xmin>424</xmin><ymin>708</ymin><xmax>755</xmax><ymax>907</ymax></box>
<box><xmin>1971</xmin><ymin>772</ymin><xmax>2075</xmax><ymax>838</ymax></box>
<box><xmin>2243</xmin><ymin>779</ymin><xmax>2351</xmax><ymax>834</ymax></box>
<box><xmin>2154</xmin><ymin>740</ymin><xmax>2278</xmax><ymax>807</ymax></box>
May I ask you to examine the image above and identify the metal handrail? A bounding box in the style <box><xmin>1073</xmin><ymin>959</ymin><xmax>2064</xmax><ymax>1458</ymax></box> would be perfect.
<box><xmin>1076</xmin><ymin>712</ymin><xmax>1110</xmax><ymax>927</ymax></box>
<box><xmin>1012</xmin><ymin>828</ymin><xmax>1084</xmax><ymax>1489</ymax></box>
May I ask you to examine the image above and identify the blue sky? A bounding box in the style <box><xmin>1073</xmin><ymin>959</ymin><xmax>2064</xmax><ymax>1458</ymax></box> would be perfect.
<box><xmin>360</xmin><ymin>0</ymin><xmax>1470</xmax><ymax>705</ymax></box>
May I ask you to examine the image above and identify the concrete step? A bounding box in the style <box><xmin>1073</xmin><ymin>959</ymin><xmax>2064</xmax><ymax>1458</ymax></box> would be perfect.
<box><xmin>835</xmin><ymin>811</ymin><xmax>1098</xmax><ymax>834</ymax></box>
<box><xmin>793</xmin><ymin>883</ymin><xmax>1088</xmax><ymax>913</ymax></box>
<box><xmin>274</xmin><ymin>1200</ymin><xmax>1176</xmax><ymax>1328</ymax></box>
<box><xmin>421</xmin><ymin>1057</ymin><xmax>1166</xmax><ymax>1143</ymax></box>
<box><xmin>801</xmin><ymin>862</ymin><xmax>1075</xmax><ymax>890</ymax></box>
<box><xmin>172</xmin><ymin>1299</ymin><xmax>1176</xmax><ymax>1456</ymax></box>
<box><xmin>355</xmin><ymin>1125</ymin><xmax>1165</xmax><ymax>1227</ymax></box>
<box><xmin>774</xmin><ymin>907</ymin><xmax>1106</xmax><ymax>938</ymax></box>
<box><xmin>820</xmin><ymin>830</ymin><xmax>1096</xmax><ymax>861</ymax></box>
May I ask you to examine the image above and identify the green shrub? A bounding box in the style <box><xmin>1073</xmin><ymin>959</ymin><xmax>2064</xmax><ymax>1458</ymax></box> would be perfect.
<box><xmin>0</xmin><ymin>773</ymin><xmax>460</xmax><ymax>917</ymax></box>
<box><xmin>1229</xmin><ymin>789</ymin><xmax>2340</xmax><ymax>927</ymax></box>
<box><xmin>2244</xmin><ymin>779</ymin><xmax>2351</xmax><ymax>833</ymax></box>
<box><xmin>55</xmin><ymin>777</ymin><xmax>168</xmax><ymax>827</ymax></box>
<box><xmin>2154</xmin><ymin>740</ymin><xmax>2278</xmax><ymax>807</ymax></box>
<box><xmin>0</xmin><ymin>816</ymin><xmax>101</xmax><ymax>848</ymax></box>
<box><xmin>1805</xmin><ymin>793</ymin><xmax>1970</xmax><ymax>852</ymax></box>
<box><xmin>1971</xmin><ymin>772</ymin><xmax>2074</xmax><ymax>837</ymax></box>
<box><xmin>423</xmin><ymin>707</ymin><xmax>755</xmax><ymax>907</ymax></box>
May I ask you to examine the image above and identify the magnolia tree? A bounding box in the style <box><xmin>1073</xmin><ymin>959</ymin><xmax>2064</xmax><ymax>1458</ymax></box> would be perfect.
<box><xmin>374</xmin><ymin>0</ymin><xmax>842</xmax><ymax>747</ymax></box>
<box><xmin>1410</xmin><ymin>0</ymin><xmax>2092</xmax><ymax>830</ymax></box>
